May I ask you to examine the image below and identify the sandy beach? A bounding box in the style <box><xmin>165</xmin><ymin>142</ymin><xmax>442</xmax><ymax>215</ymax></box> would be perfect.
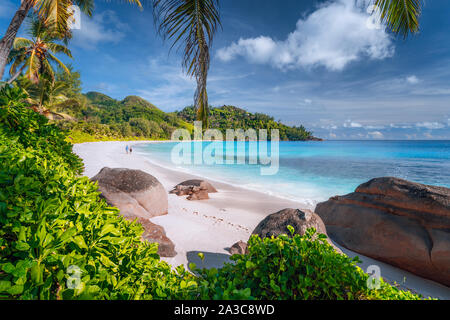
<box><xmin>73</xmin><ymin>141</ymin><xmax>450</xmax><ymax>299</ymax></box>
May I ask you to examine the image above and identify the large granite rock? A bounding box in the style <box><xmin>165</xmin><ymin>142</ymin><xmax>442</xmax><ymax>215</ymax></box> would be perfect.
<box><xmin>133</xmin><ymin>217</ymin><xmax>176</xmax><ymax>257</ymax></box>
<box><xmin>251</xmin><ymin>208</ymin><xmax>341</xmax><ymax>252</ymax></box>
<box><xmin>315</xmin><ymin>177</ymin><xmax>450</xmax><ymax>286</ymax></box>
<box><xmin>92</xmin><ymin>168</ymin><xmax>175</xmax><ymax>257</ymax></box>
<box><xmin>92</xmin><ymin>167</ymin><xmax>168</xmax><ymax>219</ymax></box>
<box><xmin>170</xmin><ymin>179</ymin><xmax>217</xmax><ymax>201</ymax></box>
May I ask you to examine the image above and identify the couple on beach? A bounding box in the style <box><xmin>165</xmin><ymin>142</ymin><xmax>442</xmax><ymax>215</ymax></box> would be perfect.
<box><xmin>125</xmin><ymin>145</ymin><xmax>133</xmax><ymax>155</ymax></box>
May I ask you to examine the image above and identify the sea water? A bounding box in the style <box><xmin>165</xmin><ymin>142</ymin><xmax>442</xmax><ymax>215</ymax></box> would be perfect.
<box><xmin>135</xmin><ymin>140</ymin><xmax>450</xmax><ymax>206</ymax></box>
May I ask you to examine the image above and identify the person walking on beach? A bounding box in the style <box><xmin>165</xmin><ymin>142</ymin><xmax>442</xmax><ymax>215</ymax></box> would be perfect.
<box><xmin>125</xmin><ymin>145</ymin><xmax>129</xmax><ymax>154</ymax></box>
<box><xmin>129</xmin><ymin>146</ymin><xmax>133</xmax><ymax>154</ymax></box>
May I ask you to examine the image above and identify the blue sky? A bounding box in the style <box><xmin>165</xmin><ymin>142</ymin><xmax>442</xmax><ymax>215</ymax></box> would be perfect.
<box><xmin>1</xmin><ymin>0</ymin><xmax>450</xmax><ymax>140</ymax></box>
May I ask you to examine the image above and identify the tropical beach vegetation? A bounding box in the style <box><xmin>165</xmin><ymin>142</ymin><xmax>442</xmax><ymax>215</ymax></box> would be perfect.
<box><xmin>0</xmin><ymin>90</ymin><xmax>422</xmax><ymax>299</ymax></box>
<box><xmin>0</xmin><ymin>0</ymin><xmax>435</xmax><ymax>302</ymax></box>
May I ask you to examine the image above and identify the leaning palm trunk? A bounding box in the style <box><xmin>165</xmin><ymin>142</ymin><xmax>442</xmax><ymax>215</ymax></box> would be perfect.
<box><xmin>7</xmin><ymin>65</ymin><xmax>27</xmax><ymax>84</ymax></box>
<box><xmin>0</xmin><ymin>0</ymin><xmax>33</xmax><ymax>80</ymax></box>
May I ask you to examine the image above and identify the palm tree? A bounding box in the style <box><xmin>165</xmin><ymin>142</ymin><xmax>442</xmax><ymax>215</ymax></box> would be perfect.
<box><xmin>0</xmin><ymin>0</ymin><xmax>142</xmax><ymax>80</ymax></box>
<box><xmin>153</xmin><ymin>0</ymin><xmax>221</xmax><ymax>129</ymax></box>
<box><xmin>25</xmin><ymin>76</ymin><xmax>79</xmax><ymax>119</ymax></box>
<box><xmin>7</xmin><ymin>19</ymin><xmax>72</xmax><ymax>84</ymax></box>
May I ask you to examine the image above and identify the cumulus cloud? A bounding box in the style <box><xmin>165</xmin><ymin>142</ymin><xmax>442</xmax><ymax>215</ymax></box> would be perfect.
<box><xmin>217</xmin><ymin>0</ymin><xmax>394</xmax><ymax>71</ymax></box>
<box><xmin>343</xmin><ymin>120</ymin><xmax>363</xmax><ymax>128</ymax></box>
<box><xmin>368</xmin><ymin>131</ymin><xmax>384</xmax><ymax>139</ymax></box>
<box><xmin>72</xmin><ymin>10</ymin><xmax>128</xmax><ymax>49</ymax></box>
<box><xmin>416</xmin><ymin>122</ymin><xmax>445</xmax><ymax>130</ymax></box>
<box><xmin>406</xmin><ymin>75</ymin><xmax>420</xmax><ymax>84</ymax></box>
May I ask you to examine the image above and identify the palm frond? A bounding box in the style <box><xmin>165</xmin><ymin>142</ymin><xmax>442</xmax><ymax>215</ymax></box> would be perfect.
<box><xmin>24</xmin><ymin>51</ymin><xmax>40</xmax><ymax>84</ymax></box>
<box><xmin>34</xmin><ymin>0</ymin><xmax>72</xmax><ymax>35</ymax></box>
<box><xmin>47</xmin><ymin>43</ymin><xmax>72</xmax><ymax>58</ymax></box>
<box><xmin>47</xmin><ymin>52</ymin><xmax>70</xmax><ymax>75</ymax></box>
<box><xmin>13</xmin><ymin>37</ymin><xmax>33</xmax><ymax>49</ymax></box>
<box><xmin>9</xmin><ymin>53</ymin><xmax>26</xmax><ymax>75</ymax></box>
<box><xmin>373</xmin><ymin>0</ymin><xmax>422</xmax><ymax>38</ymax></box>
<box><xmin>74</xmin><ymin>0</ymin><xmax>96</xmax><ymax>17</ymax></box>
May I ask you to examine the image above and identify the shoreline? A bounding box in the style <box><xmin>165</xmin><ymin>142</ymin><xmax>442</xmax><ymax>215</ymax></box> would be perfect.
<box><xmin>73</xmin><ymin>141</ymin><xmax>450</xmax><ymax>299</ymax></box>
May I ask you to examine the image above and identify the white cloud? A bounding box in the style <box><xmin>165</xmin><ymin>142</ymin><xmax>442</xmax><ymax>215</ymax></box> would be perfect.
<box><xmin>368</xmin><ymin>131</ymin><xmax>384</xmax><ymax>139</ymax></box>
<box><xmin>343</xmin><ymin>120</ymin><xmax>363</xmax><ymax>128</ymax></box>
<box><xmin>72</xmin><ymin>11</ymin><xmax>128</xmax><ymax>49</ymax></box>
<box><xmin>365</xmin><ymin>125</ymin><xmax>385</xmax><ymax>129</ymax></box>
<box><xmin>390</xmin><ymin>123</ymin><xmax>413</xmax><ymax>129</ymax></box>
<box><xmin>406</xmin><ymin>75</ymin><xmax>420</xmax><ymax>84</ymax></box>
<box><xmin>217</xmin><ymin>0</ymin><xmax>394</xmax><ymax>71</ymax></box>
<box><xmin>416</xmin><ymin>122</ymin><xmax>445</xmax><ymax>130</ymax></box>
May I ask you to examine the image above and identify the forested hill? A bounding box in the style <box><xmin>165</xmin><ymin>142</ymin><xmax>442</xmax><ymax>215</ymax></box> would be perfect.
<box><xmin>58</xmin><ymin>91</ymin><xmax>319</xmax><ymax>142</ymax></box>
<box><xmin>176</xmin><ymin>106</ymin><xmax>318</xmax><ymax>141</ymax></box>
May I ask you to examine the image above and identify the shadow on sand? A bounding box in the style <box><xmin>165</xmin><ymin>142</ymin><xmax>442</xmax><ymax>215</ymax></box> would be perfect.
<box><xmin>187</xmin><ymin>251</ymin><xmax>231</xmax><ymax>271</ymax></box>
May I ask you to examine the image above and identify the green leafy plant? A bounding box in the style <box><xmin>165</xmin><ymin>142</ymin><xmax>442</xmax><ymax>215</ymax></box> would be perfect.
<box><xmin>0</xmin><ymin>85</ymin><xmax>197</xmax><ymax>299</ymax></box>
<box><xmin>194</xmin><ymin>228</ymin><xmax>422</xmax><ymax>300</ymax></box>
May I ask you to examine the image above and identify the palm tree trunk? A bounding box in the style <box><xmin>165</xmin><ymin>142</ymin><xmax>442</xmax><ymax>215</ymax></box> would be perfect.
<box><xmin>0</xmin><ymin>0</ymin><xmax>33</xmax><ymax>80</ymax></box>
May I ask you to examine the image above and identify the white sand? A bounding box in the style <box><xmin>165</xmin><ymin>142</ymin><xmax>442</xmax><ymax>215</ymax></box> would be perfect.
<box><xmin>73</xmin><ymin>141</ymin><xmax>450</xmax><ymax>299</ymax></box>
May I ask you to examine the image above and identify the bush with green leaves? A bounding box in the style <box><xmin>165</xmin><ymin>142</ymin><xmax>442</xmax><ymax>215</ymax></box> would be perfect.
<box><xmin>0</xmin><ymin>85</ymin><xmax>197</xmax><ymax>299</ymax></box>
<box><xmin>195</xmin><ymin>227</ymin><xmax>422</xmax><ymax>300</ymax></box>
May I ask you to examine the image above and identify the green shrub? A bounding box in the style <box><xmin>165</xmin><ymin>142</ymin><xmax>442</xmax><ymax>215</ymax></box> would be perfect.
<box><xmin>0</xmin><ymin>85</ymin><xmax>197</xmax><ymax>299</ymax></box>
<box><xmin>195</xmin><ymin>228</ymin><xmax>422</xmax><ymax>300</ymax></box>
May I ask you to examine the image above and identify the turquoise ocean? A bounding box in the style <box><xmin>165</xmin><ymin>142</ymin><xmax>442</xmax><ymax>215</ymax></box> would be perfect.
<box><xmin>135</xmin><ymin>141</ymin><xmax>450</xmax><ymax>206</ymax></box>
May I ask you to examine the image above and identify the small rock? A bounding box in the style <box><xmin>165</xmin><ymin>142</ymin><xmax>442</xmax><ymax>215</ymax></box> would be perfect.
<box><xmin>229</xmin><ymin>241</ymin><xmax>248</xmax><ymax>255</ymax></box>
<box><xmin>170</xmin><ymin>180</ymin><xmax>217</xmax><ymax>201</ymax></box>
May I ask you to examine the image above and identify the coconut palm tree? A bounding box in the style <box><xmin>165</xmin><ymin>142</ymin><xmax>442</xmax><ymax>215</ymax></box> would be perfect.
<box><xmin>0</xmin><ymin>0</ymin><xmax>142</xmax><ymax>80</ymax></box>
<box><xmin>7</xmin><ymin>19</ymin><xmax>72</xmax><ymax>84</ymax></box>
<box><xmin>25</xmin><ymin>76</ymin><xmax>80</xmax><ymax>119</ymax></box>
<box><xmin>152</xmin><ymin>0</ymin><xmax>221</xmax><ymax>129</ymax></box>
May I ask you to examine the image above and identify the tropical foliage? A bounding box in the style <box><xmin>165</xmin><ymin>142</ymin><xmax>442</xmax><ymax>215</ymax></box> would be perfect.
<box><xmin>374</xmin><ymin>0</ymin><xmax>422</xmax><ymax>38</ymax></box>
<box><xmin>195</xmin><ymin>228</ymin><xmax>422</xmax><ymax>300</ymax></box>
<box><xmin>176</xmin><ymin>105</ymin><xmax>315</xmax><ymax>141</ymax></box>
<box><xmin>0</xmin><ymin>85</ymin><xmax>197</xmax><ymax>300</ymax></box>
<box><xmin>0</xmin><ymin>0</ymin><xmax>142</xmax><ymax>79</ymax></box>
<box><xmin>56</xmin><ymin>89</ymin><xmax>195</xmax><ymax>142</ymax></box>
<box><xmin>7</xmin><ymin>18</ymin><xmax>72</xmax><ymax>84</ymax></box>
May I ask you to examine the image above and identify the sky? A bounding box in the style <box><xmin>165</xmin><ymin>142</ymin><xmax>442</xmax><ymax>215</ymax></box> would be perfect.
<box><xmin>1</xmin><ymin>0</ymin><xmax>450</xmax><ymax>140</ymax></box>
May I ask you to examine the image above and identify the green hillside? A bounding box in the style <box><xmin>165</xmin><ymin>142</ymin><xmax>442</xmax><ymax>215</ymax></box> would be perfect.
<box><xmin>57</xmin><ymin>92</ymin><xmax>194</xmax><ymax>142</ymax></box>
<box><xmin>176</xmin><ymin>105</ymin><xmax>317</xmax><ymax>141</ymax></box>
<box><xmin>56</xmin><ymin>92</ymin><xmax>319</xmax><ymax>143</ymax></box>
